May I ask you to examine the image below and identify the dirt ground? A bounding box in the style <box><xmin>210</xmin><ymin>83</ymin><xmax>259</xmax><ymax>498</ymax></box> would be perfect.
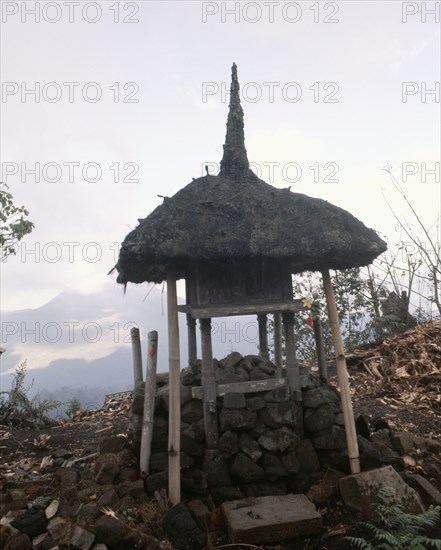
<box><xmin>0</xmin><ymin>321</ymin><xmax>441</xmax><ymax>550</ymax></box>
<box><xmin>1</xmin><ymin>351</ymin><xmax>440</xmax><ymax>549</ymax></box>
<box><xmin>343</xmin><ymin>365</ymin><xmax>441</xmax><ymax>441</ymax></box>
<box><xmin>0</xmin><ymin>408</ymin><xmax>130</xmax><ymax>466</ymax></box>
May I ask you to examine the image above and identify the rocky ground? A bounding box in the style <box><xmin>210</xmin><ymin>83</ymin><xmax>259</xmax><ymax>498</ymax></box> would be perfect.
<box><xmin>1</xmin><ymin>322</ymin><xmax>440</xmax><ymax>549</ymax></box>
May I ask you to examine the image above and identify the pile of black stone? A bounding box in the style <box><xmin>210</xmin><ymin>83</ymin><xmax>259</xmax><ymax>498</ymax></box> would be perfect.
<box><xmin>132</xmin><ymin>352</ymin><xmax>384</xmax><ymax>503</ymax></box>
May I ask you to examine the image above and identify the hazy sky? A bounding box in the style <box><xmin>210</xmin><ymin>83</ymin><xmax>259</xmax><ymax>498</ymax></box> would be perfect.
<box><xmin>1</xmin><ymin>0</ymin><xmax>440</xmax><ymax>313</ymax></box>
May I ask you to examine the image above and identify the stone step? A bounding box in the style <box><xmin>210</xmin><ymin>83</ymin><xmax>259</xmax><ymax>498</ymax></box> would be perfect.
<box><xmin>221</xmin><ymin>493</ymin><xmax>322</xmax><ymax>544</ymax></box>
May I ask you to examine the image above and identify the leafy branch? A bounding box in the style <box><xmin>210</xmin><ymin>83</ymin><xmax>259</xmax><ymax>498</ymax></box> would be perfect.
<box><xmin>0</xmin><ymin>182</ymin><xmax>34</xmax><ymax>260</ymax></box>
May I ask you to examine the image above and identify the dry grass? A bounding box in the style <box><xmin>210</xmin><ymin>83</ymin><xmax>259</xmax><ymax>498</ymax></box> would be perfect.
<box><xmin>136</xmin><ymin>489</ymin><xmax>171</xmax><ymax>539</ymax></box>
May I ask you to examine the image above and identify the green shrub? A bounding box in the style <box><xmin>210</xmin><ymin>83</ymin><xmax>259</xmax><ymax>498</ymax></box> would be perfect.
<box><xmin>65</xmin><ymin>396</ymin><xmax>82</xmax><ymax>419</ymax></box>
<box><xmin>345</xmin><ymin>486</ymin><xmax>441</xmax><ymax>550</ymax></box>
<box><xmin>0</xmin><ymin>361</ymin><xmax>60</xmax><ymax>429</ymax></box>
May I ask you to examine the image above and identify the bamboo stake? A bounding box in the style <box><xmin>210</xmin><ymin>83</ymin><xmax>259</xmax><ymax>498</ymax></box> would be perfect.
<box><xmin>322</xmin><ymin>269</ymin><xmax>360</xmax><ymax>474</ymax></box>
<box><xmin>200</xmin><ymin>318</ymin><xmax>219</xmax><ymax>449</ymax></box>
<box><xmin>273</xmin><ymin>313</ymin><xmax>283</xmax><ymax>377</ymax></box>
<box><xmin>167</xmin><ymin>272</ymin><xmax>181</xmax><ymax>504</ymax></box>
<box><xmin>139</xmin><ymin>330</ymin><xmax>158</xmax><ymax>477</ymax></box>
<box><xmin>257</xmin><ymin>314</ymin><xmax>269</xmax><ymax>359</ymax></box>
<box><xmin>312</xmin><ymin>316</ymin><xmax>328</xmax><ymax>382</ymax></box>
<box><xmin>130</xmin><ymin>327</ymin><xmax>143</xmax><ymax>389</ymax></box>
<box><xmin>187</xmin><ymin>314</ymin><xmax>197</xmax><ymax>365</ymax></box>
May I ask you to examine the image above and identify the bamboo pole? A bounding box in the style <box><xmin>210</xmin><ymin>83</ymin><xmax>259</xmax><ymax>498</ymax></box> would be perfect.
<box><xmin>167</xmin><ymin>272</ymin><xmax>181</xmax><ymax>504</ymax></box>
<box><xmin>273</xmin><ymin>313</ymin><xmax>283</xmax><ymax>377</ymax></box>
<box><xmin>257</xmin><ymin>314</ymin><xmax>269</xmax><ymax>359</ymax></box>
<box><xmin>130</xmin><ymin>326</ymin><xmax>144</xmax><ymax>454</ymax></box>
<box><xmin>187</xmin><ymin>314</ymin><xmax>197</xmax><ymax>366</ymax></box>
<box><xmin>130</xmin><ymin>327</ymin><xmax>143</xmax><ymax>389</ymax></box>
<box><xmin>312</xmin><ymin>316</ymin><xmax>328</xmax><ymax>382</ymax></box>
<box><xmin>200</xmin><ymin>318</ymin><xmax>219</xmax><ymax>449</ymax></box>
<box><xmin>139</xmin><ymin>330</ymin><xmax>158</xmax><ymax>477</ymax></box>
<box><xmin>322</xmin><ymin>269</ymin><xmax>360</xmax><ymax>474</ymax></box>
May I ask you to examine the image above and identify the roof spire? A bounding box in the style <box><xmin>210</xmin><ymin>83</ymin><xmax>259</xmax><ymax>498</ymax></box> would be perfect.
<box><xmin>220</xmin><ymin>63</ymin><xmax>249</xmax><ymax>181</ymax></box>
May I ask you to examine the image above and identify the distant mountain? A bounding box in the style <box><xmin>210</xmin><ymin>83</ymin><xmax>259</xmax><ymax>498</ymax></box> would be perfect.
<box><xmin>0</xmin><ymin>281</ymin><xmax>258</xmax><ymax>394</ymax></box>
<box><xmin>23</xmin><ymin>348</ymin><xmax>135</xmax><ymax>393</ymax></box>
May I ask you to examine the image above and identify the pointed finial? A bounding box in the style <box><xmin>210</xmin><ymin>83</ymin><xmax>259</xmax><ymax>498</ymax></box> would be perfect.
<box><xmin>220</xmin><ymin>63</ymin><xmax>249</xmax><ymax>181</ymax></box>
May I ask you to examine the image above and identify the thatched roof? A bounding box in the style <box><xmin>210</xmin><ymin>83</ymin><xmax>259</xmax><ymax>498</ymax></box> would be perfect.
<box><xmin>114</xmin><ymin>64</ymin><xmax>386</xmax><ymax>285</ymax></box>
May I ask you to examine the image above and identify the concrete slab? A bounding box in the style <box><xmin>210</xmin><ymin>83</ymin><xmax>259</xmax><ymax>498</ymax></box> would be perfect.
<box><xmin>221</xmin><ymin>494</ymin><xmax>322</xmax><ymax>544</ymax></box>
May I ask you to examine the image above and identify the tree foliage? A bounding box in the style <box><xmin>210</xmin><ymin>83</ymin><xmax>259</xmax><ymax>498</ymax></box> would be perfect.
<box><xmin>0</xmin><ymin>182</ymin><xmax>34</xmax><ymax>260</ymax></box>
<box><xmin>65</xmin><ymin>396</ymin><xmax>82</xmax><ymax>419</ymax></box>
<box><xmin>269</xmin><ymin>268</ymin><xmax>390</xmax><ymax>360</ymax></box>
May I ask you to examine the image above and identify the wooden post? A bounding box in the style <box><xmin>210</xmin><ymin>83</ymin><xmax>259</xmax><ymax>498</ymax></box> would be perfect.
<box><xmin>257</xmin><ymin>314</ymin><xmax>269</xmax><ymax>359</ymax></box>
<box><xmin>130</xmin><ymin>327</ymin><xmax>143</xmax><ymax>389</ymax></box>
<box><xmin>273</xmin><ymin>313</ymin><xmax>283</xmax><ymax>377</ymax></box>
<box><xmin>139</xmin><ymin>331</ymin><xmax>158</xmax><ymax>477</ymax></box>
<box><xmin>200</xmin><ymin>318</ymin><xmax>219</xmax><ymax>449</ymax></box>
<box><xmin>187</xmin><ymin>314</ymin><xmax>197</xmax><ymax>366</ymax></box>
<box><xmin>282</xmin><ymin>312</ymin><xmax>303</xmax><ymax>437</ymax></box>
<box><xmin>322</xmin><ymin>269</ymin><xmax>360</xmax><ymax>474</ymax></box>
<box><xmin>282</xmin><ymin>313</ymin><xmax>300</xmax><ymax>395</ymax></box>
<box><xmin>312</xmin><ymin>316</ymin><xmax>328</xmax><ymax>382</ymax></box>
<box><xmin>167</xmin><ymin>272</ymin><xmax>181</xmax><ymax>504</ymax></box>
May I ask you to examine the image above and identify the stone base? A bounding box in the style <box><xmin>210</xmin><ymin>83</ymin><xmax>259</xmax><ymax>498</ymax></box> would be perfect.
<box><xmin>221</xmin><ymin>494</ymin><xmax>322</xmax><ymax>544</ymax></box>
